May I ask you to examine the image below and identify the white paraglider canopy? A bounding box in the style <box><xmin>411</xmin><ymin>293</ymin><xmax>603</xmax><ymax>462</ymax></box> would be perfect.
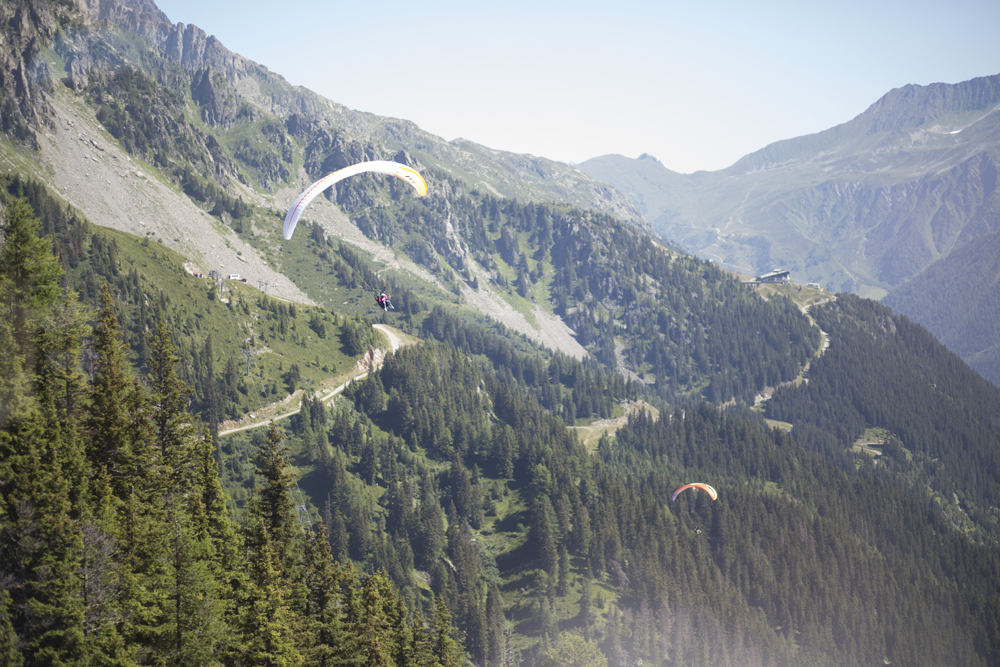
<box><xmin>671</xmin><ymin>483</ymin><xmax>718</xmax><ymax>502</ymax></box>
<box><xmin>283</xmin><ymin>160</ymin><xmax>428</xmax><ymax>240</ymax></box>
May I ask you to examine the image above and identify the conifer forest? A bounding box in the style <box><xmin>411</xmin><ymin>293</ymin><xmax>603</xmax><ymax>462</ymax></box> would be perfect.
<box><xmin>2</xmin><ymin>172</ymin><xmax>1000</xmax><ymax>667</ymax></box>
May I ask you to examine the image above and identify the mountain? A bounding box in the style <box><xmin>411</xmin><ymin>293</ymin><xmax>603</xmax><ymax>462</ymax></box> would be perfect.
<box><xmin>3</xmin><ymin>2</ymin><xmax>1000</xmax><ymax>666</ymax></box>
<box><xmin>578</xmin><ymin>74</ymin><xmax>1000</xmax><ymax>298</ymax></box>
<box><xmin>45</xmin><ymin>0</ymin><xmax>644</xmax><ymax>219</ymax></box>
<box><xmin>5</xmin><ymin>182</ymin><xmax>1000</xmax><ymax>665</ymax></box>
<box><xmin>0</xmin><ymin>0</ymin><xmax>652</xmax><ymax>357</ymax></box>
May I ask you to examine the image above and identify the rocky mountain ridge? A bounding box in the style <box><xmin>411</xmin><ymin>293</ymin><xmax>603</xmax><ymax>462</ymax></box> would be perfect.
<box><xmin>581</xmin><ymin>74</ymin><xmax>1000</xmax><ymax>297</ymax></box>
<box><xmin>0</xmin><ymin>0</ymin><xmax>649</xmax><ymax>358</ymax></box>
<box><xmin>36</xmin><ymin>0</ymin><xmax>643</xmax><ymax>223</ymax></box>
<box><xmin>727</xmin><ymin>74</ymin><xmax>1000</xmax><ymax>175</ymax></box>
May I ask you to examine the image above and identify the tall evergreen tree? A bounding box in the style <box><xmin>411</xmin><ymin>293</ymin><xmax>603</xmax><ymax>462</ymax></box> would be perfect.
<box><xmin>432</xmin><ymin>595</ymin><xmax>463</xmax><ymax>667</ymax></box>
<box><xmin>250</xmin><ymin>422</ymin><xmax>299</xmax><ymax>573</ymax></box>
<box><xmin>485</xmin><ymin>583</ymin><xmax>505</xmax><ymax>667</ymax></box>
<box><xmin>235</xmin><ymin>517</ymin><xmax>303</xmax><ymax>667</ymax></box>
<box><xmin>0</xmin><ymin>197</ymin><xmax>62</xmax><ymax>358</ymax></box>
<box><xmin>356</xmin><ymin>570</ymin><xmax>396</xmax><ymax>667</ymax></box>
<box><xmin>415</xmin><ymin>470</ymin><xmax>444</xmax><ymax>570</ymax></box>
<box><xmin>87</xmin><ymin>286</ymin><xmax>153</xmax><ymax>502</ymax></box>
<box><xmin>2</xmin><ymin>440</ymin><xmax>86</xmax><ymax>665</ymax></box>
<box><xmin>299</xmin><ymin>523</ymin><xmax>356</xmax><ymax>667</ymax></box>
<box><xmin>147</xmin><ymin>317</ymin><xmax>198</xmax><ymax>489</ymax></box>
<box><xmin>35</xmin><ymin>290</ymin><xmax>91</xmax><ymax>513</ymax></box>
<box><xmin>157</xmin><ymin>507</ymin><xmax>227</xmax><ymax>665</ymax></box>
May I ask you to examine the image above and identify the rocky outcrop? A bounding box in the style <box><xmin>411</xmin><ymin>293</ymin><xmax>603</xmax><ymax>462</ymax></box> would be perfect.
<box><xmin>286</xmin><ymin>113</ymin><xmax>326</xmax><ymax>139</ymax></box>
<box><xmin>304</xmin><ymin>131</ymin><xmax>382</xmax><ymax>179</ymax></box>
<box><xmin>190</xmin><ymin>67</ymin><xmax>239</xmax><ymax>127</ymax></box>
<box><xmin>0</xmin><ymin>0</ymin><xmax>82</xmax><ymax>143</ymax></box>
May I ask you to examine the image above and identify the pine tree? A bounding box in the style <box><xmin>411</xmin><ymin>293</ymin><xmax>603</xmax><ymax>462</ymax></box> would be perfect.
<box><xmin>408</xmin><ymin>611</ymin><xmax>437</xmax><ymax>667</ymax></box>
<box><xmin>416</xmin><ymin>469</ymin><xmax>444</xmax><ymax>570</ymax></box>
<box><xmin>0</xmin><ymin>301</ymin><xmax>33</xmax><ymax>434</ymax></box>
<box><xmin>114</xmin><ymin>484</ymin><xmax>169</xmax><ymax>665</ymax></box>
<box><xmin>357</xmin><ymin>571</ymin><xmax>396</xmax><ymax>667</ymax></box>
<box><xmin>432</xmin><ymin>595</ymin><xmax>464</xmax><ymax>667</ymax></box>
<box><xmin>577</xmin><ymin>581</ymin><xmax>594</xmax><ymax>640</ymax></box>
<box><xmin>2</xmin><ymin>438</ymin><xmax>87</xmax><ymax>665</ymax></box>
<box><xmin>35</xmin><ymin>289</ymin><xmax>91</xmax><ymax>513</ymax></box>
<box><xmin>147</xmin><ymin>316</ymin><xmax>198</xmax><ymax>489</ymax></box>
<box><xmin>324</xmin><ymin>492</ymin><xmax>350</xmax><ymax>564</ymax></box>
<box><xmin>157</xmin><ymin>507</ymin><xmax>227</xmax><ymax>665</ymax></box>
<box><xmin>78</xmin><ymin>492</ymin><xmax>131</xmax><ymax>666</ymax></box>
<box><xmin>87</xmin><ymin>286</ymin><xmax>153</xmax><ymax>501</ymax></box>
<box><xmin>531</xmin><ymin>496</ymin><xmax>559</xmax><ymax>577</ymax></box>
<box><xmin>235</xmin><ymin>517</ymin><xmax>303</xmax><ymax>666</ymax></box>
<box><xmin>300</xmin><ymin>523</ymin><xmax>356</xmax><ymax>667</ymax></box>
<box><xmin>250</xmin><ymin>422</ymin><xmax>299</xmax><ymax>573</ymax></box>
<box><xmin>0</xmin><ymin>196</ymin><xmax>62</xmax><ymax>357</ymax></box>
<box><xmin>486</xmin><ymin>583</ymin><xmax>505</xmax><ymax>667</ymax></box>
<box><xmin>0</xmin><ymin>589</ymin><xmax>24</xmax><ymax>667</ymax></box>
<box><xmin>557</xmin><ymin>544</ymin><xmax>571</xmax><ymax>597</ymax></box>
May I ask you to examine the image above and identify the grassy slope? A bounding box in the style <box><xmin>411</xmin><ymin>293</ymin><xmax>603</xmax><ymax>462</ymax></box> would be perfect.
<box><xmin>73</xmin><ymin>224</ymin><xmax>370</xmax><ymax>420</ymax></box>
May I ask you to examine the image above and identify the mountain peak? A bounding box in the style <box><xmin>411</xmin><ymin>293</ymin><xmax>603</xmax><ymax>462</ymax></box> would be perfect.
<box><xmin>856</xmin><ymin>72</ymin><xmax>1000</xmax><ymax>134</ymax></box>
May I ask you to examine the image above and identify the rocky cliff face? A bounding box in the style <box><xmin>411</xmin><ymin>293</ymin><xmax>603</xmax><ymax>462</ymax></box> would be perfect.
<box><xmin>79</xmin><ymin>0</ymin><xmax>329</xmax><ymax>118</ymax></box>
<box><xmin>0</xmin><ymin>0</ymin><xmax>85</xmax><ymax>144</ymax></box>
<box><xmin>190</xmin><ymin>67</ymin><xmax>238</xmax><ymax>127</ymax></box>
<box><xmin>17</xmin><ymin>0</ymin><xmax>642</xmax><ymax>227</ymax></box>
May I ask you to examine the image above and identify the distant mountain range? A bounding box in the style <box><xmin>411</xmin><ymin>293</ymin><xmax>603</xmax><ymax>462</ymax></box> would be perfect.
<box><xmin>580</xmin><ymin>74</ymin><xmax>1000</xmax><ymax>296</ymax></box>
<box><xmin>578</xmin><ymin>74</ymin><xmax>1000</xmax><ymax>382</ymax></box>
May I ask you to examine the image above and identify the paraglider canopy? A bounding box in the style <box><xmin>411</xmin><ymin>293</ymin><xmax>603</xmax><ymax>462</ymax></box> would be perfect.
<box><xmin>283</xmin><ymin>160</ymin><xmax>428</xmax><ymax>240</ymax></box>
<box><xmin>671</xmin><ymin>483</ymin><xmax>718</xmax><ymax>502</ymax></box>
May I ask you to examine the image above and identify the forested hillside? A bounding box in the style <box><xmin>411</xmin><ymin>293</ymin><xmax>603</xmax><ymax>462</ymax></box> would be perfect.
<box><xmin>883</xmin><ymin>231</ymin><xmax>1000</xmax><ymax>386</ymax></box>
<box><xmin>5</xmin><ymin>172</ymin><xmax>1000</xmax><ymax>666</ymax></box>
<box><xmin>766</xmin><ymin>295</ymin><xmax>1000</xmax><ymax>543</ymax></box>
<box><xmin>224</xmin><ymin>302</ymin><xmax>1000</xmax><ymax>666</ymax></box>
<box><xmin>0</xmin><ymin>174</ymin><xmax>392</xmax><ymax>440</ymax></box>
<box><xmin>290</xmin><ymin>166</ymin><xmax>820</xmax><ymax>405</ymax></box>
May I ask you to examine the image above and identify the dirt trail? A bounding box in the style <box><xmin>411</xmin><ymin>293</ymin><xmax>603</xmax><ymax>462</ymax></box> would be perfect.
<box><xmin>752</xmin><ymin>297</ymin><xmax>833</xmax><ymax>408</ymax></box>
<box><xmin>218</xmin><ymin>324</ymin><xmax>403</xmax><ymax>436</ymax></box>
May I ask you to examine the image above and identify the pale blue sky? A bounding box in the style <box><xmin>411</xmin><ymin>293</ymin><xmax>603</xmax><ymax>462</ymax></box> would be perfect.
<box><xmin>154</xmin><ymin>0</ymin><xmax>999</xmax><ymax>173</ymax></box>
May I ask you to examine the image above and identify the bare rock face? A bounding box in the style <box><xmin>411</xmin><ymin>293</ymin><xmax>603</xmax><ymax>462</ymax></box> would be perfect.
<box><xmin>84</xmin><ymin>0</ymin><xmax>170</xmax><ymax>33</ymax></box>
<box><xmin>304</xmin><ymin>131</ymin><xmax>381</xmax><ymax>179</ymax></box>
<box><xmin>67</xmin><ymin>50</ymin><xmax>94</xmax><ymax>89</ymax></box>
<box><xmin>0</xmin><ymin>0</ymin><xmax>74</xmax><ymax>143</ymax></box>
<box><xmin>286</xmin><ymin>113</ymin><xmax>326</xmax><ymax>139</ymax></box>
<box><xmin>191</xmin><ymin>67</ymin><xmax>239</xmax><ymax>127</ymax></box>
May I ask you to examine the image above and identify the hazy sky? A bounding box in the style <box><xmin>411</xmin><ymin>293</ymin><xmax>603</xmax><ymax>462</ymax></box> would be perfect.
<box><xmin>153</xmin><ymin>0</ymin><xmax>999</xmax><ymax>173</ymax></box>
